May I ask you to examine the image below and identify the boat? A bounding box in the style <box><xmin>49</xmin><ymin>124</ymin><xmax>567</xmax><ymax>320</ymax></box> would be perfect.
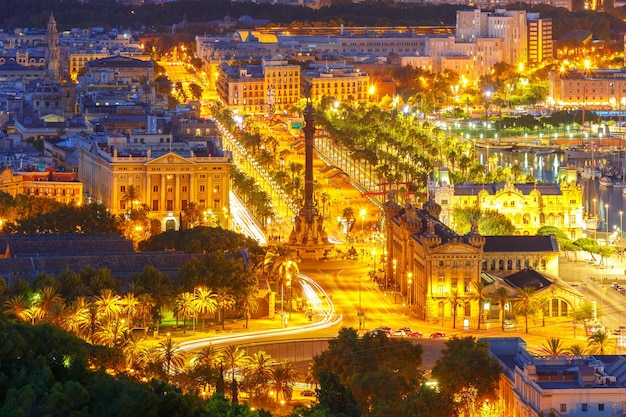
<box><xmin>474</xmin><ymin>141</ymin><xmax>514</xmax><ymax>151</ymax></box>
<box><xmin>580</xmin><ymin>167</ymin><xmax>602</xmax><ymax>179</ymax></box>
<box><xmin>565</xmin><ymin>147</ymin><xmax>617</xmax><ymax>159</ymax></box>
<box><xmin>599</xmin><ymin>176</ymin><xmax>614</xmax><ymax>187</ymax></box>
<box><xmin>586</xmin><ymin>216</ymin><xmax>600</xmax><ymax>230</ymax></box>
<box><xmin>535</xmin><ymin>148</ymin><xmax>554</xmax><ymax>156</ymax></box>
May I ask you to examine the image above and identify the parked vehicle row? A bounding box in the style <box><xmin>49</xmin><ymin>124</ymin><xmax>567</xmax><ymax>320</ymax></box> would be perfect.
<box><xmin>367</xmin><ymin>327</ymin><xmax>444</xmax><ymax>339</ymax></box>
<box><xmin>611</xmin><ymin>282</ymin><xmax>626</xmax><ymax>296</ymax></box>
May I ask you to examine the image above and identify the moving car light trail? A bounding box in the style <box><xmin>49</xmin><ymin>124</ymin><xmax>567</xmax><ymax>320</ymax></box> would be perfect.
<box><xmin>178</xmin><ymin>273</ymin><xmax>340</xmax><ymax>353</ymax></box>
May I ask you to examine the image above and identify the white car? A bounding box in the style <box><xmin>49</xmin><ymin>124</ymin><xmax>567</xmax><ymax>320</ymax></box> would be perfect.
<box><xmin>503</xmin><ymin>320</ymin><xmax>515</xmax><ymax>329</ymax></box>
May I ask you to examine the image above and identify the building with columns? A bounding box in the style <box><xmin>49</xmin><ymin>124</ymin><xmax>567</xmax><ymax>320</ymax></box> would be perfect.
<box><xmin>384</xmin><ymin>195</ymin><xmax>486</xmax><ymax>324</ymax></box>
<box><xmin>78</xmin><ymin>134</ymin><xmax>231</xmax><ymax>231</ymax></box>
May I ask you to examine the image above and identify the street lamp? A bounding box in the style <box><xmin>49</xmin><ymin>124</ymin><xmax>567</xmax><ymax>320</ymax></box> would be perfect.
<box><xmin>605</xmin><ymin>203</ymin><xmax>610</xmax><ymax>245</ymax></box>
<box><xmin>407</xmin><ymin>272</ymin><xmax>413</xmax><ymax>317</ymax></box>
<box><xmin>390</xmin><ymin>258</ymin><xmax>397</xmax><ymax>291</ymax></box>
<box><xmin>619</xmin><ymin>210</ymin><xmax>623</xmax><ymax>244</ymax></box>
<box><xmin>358</xmin><ymin>275</ymin><xmax>364</xmax><ymax>329</ymax></box>
<box><xmin>360</xmin><ymin>208</ymin><xmax>366</xmax><ymax>234</ymax></box>
<box><xmin>372</xmin><ymin>248</ymin><xmax>377</xmax><ymax>273</ymax></box>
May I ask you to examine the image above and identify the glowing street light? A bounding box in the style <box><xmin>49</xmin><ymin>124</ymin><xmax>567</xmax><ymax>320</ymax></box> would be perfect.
<box><xmin>360</xmin><ymin>208</ymin><xmax>366</xmax><ymax>233</ymax></box>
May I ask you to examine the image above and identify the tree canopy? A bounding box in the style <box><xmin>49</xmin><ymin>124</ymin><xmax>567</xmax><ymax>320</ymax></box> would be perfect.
<box><xmin>431</xmin><ymin>336</ymin><xmax>501</xmax><ymax>417</ymax></box>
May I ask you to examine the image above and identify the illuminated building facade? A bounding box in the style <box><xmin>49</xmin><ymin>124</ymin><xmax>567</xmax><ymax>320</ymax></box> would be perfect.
<box><xmin>78</xmin><ymin>134</ymin><xmax>231</xmax><ymax>231</ymax></box>
<box><xmin>0</xmin><ymin>166</ymin><xmax>83</xmax><ymax>205</ymax></box>
<box><xmin>431</xmin><ymin>167</ymin><xmax>584</xmax><ymax>239</ymax></box>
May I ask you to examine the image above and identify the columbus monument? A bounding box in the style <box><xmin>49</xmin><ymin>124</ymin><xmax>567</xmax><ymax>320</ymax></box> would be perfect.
<box><xmin>287</xmin><ymin>88</ymin><xmax>334</xmax><ymax>259</ymax></box>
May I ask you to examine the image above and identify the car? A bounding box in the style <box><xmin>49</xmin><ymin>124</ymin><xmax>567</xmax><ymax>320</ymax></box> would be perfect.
<box><xmin>503</xmin><ymin>320</ymin><xmax>515</xmax><ymax>329</ymax></box>
<box><xmin>613</xmin><ymin>326</ymin><xmax>626</xmax><ymax>335</ymax></box>
<box><xmin>367</xmin><ymin>328</ymin><xmax>389</xmax><ymax>337</ymax></box>
<box><xmin>397</xmin><ymin>327</ymin><xmax>412</xmax><ymax>334</ymax></box>
<box><xmin>301</xmin><ymin>390</ymin><xmax>316</xmax><ymax>397</ymax></box>
<box><xmin>391</xmin><ymin>329</ymin><xmax>407</xmax><ymax>337</ymax></box>
<box><xmin>430</xmin><ymin>332</ymin><xmax>446</xmax><ymax>339</ymax></box>
<box><xmin>407</xmin><ymin>331</ymin><xmax>423</xmax><ymax>338</ymax></box>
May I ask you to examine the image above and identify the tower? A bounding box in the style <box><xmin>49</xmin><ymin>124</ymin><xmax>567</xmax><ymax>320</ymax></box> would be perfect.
<box><xmin>287</xmin><ymin>89</ymin><xmax>334</xmax><ymax>259</ymax></box>
<box><xmin>45</xmin><ymin>14</ymin><xmax>61</xmax><ymax>83</ymax></box>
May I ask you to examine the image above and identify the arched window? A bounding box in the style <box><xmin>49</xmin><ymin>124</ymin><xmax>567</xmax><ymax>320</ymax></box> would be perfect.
<box><xmin>499</xmin><ymin>260</ymin><xmax>504</xmax><ymax>270</ymax></box>
<box><xmin>560</xmin><ymin>301</ymin><xmax>568</xmax><ymax>317</ymax></box>
<box><xmin>482</xmin><ymin>260</ymin><xmax>487</xmax><ymax>270</ymax></box>
<box><xmin>166</xmin><ymin>219</ymin><xmax>176</xmax><ymax>231</ymax></box>
<box><xmin>523</xmin><ymin>213</ymin><xmax>531</xmax><ymax>224</ymax></box>
<box><xmin>515</xmin><ymin>259</ymin><xmax>521</xmax><ymax>270</ymax></box>
<box><xmin>540</xmin><ymin>259</ymin><xmax>547</xmax><ymax>270</ymax></box>
<box><xmin>490</xmin><ymin>260</ymin><xmax>496</xmax><ymax>270</ymax></box>
<box><xmin>524</xmin><ymin>259</ymin><xmax>530</xmax><ymax>268</ymax></box>
<box><xmin>507</xmin><ymin>259</ymin><xmax>513</xmax><ymax>270</ymax></box>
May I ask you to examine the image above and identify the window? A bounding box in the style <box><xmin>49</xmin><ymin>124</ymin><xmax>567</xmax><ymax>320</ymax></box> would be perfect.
<box><xmin>598</xmin><ymin>404</ymin><xmax>604</xmax><ymax>411</ymax></box>
<box><xmin>120</xmin><ymin>185</ymin><xmax>126</xmax><ymax>193</ymax></box>
<box><xmin>464</xmin><ymin>278</ymin><xmax>471</xmax><ymax>293</ymax></box>
<box><xmin>560</xmin><ymin>404</ymin><xmax>566</xmax><ymax>412</ymax></box>
<box><xmin>181</xmin><ymin>200</ymin><xmax>188</xmax><ymax>210</ymax></box>
<box><xmin>152</xmin><ymin>200</ymin><xmax>159</xmax><ymax>211</ymax></box>
<box><xmin>120</xmin><ymin>201</ymin><xmax>126</xmax><ymax>210</ymax></box>
<box><xmin>167</xmin><ymin>185</ymin><xmax>173</xmax><ymax>193</ymax></box>
<box><xmin>166</xmin><ymin>200</ymin><xmax>173</xmax><ymax>211</ymax></box>
<box><xmin>581</xmin><ymin>403</ymin><xmax>587</xmax><ymax>412</ymax></box>
<box><xmin>153</xmin><ymin>185</ymin><xmax>158</xmax><ymax>192</ymax></box>
<box><xmin>439</xmin><ymin>260</ymin><xmax>444</xmax><ymax>267</ymax></box>
<box><xmin>182</xmin><ymin>186</ymin><xmax>187</xmax><ymax>193</ymax></box>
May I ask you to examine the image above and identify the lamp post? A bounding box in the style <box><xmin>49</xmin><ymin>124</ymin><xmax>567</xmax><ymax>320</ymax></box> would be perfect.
<box><xmin>605</xmin><ymin>203</ymin><xmax>610</xmax><ymax>245</ymax></box>
<box><xmin>407</xmin><ymin>272</ymin><xmax>413</xmax><ymax>317</ymax></box>
<box><xmin>358</xmin><ymin>275</ymin><xmax>363</xmax><ymax>329</ymax></box>
<box><xmin>360</xmin><ymin>208</ymin><xmax>366</xmax><ymax>234</ymax></box>
<box><xmin>391</xmin><ymin>259</ymin><xmax>397</xmax><ymax>291</ymax></box>
<box><xmin>372</xmin><ymin>248</ymin><xmax>377</xmax><ymax>274</ymax></box>
<box><xmin>619</xmin><ymin>210</ymin><xmax>623</xmax><ymax>244</ymax></box>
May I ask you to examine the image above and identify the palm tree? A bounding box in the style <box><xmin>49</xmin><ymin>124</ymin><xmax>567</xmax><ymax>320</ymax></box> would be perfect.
<box><xmin>120</xmin><ymin>292</ymin><xmax>140</xmax><ymax>328</ymax></box>
<box><xmin>182</xmin><ymin>202</ymin><xmax>203</xmax><ymax>228</ymax></box>
<box><xmin>270</xmin><ymin>361</ymin><xmax>298</xmax><ymax>404</ymax></box>
<box><xmin>157</xmin><ymin>338</ymin><xmax>186</xmax><ymax>381</ymax></box>
<box><xmin>122</xmin><ymin>185</ymin><xmax>141</xmax><ymax>210</ymax></box>
<box><xmin>215</xmin><ymin>287</ymin><xmax>235</xmax><ymax>330</ymax></box>
<box><xmin>244</xmin><ymin>351</ymin><xmax>275</xmax><ymax>399</ymax></box>
<box><xmin>263</xmin><ymin>246</ymin><xmax>299</xmax><ymax>290</ymax></box>
<box><xmin>469</xmin><ymin>281</ymin><xmax>489</xmax><ymax>330</ymax></box>
<box><xmin>343</xmin><ymin>207</ymin><xmax>355</xmax><ymax>236</ymax></box>
<box><xmin>218</xmin><ymin>345</ymin><xmax>250</xmax><ymax>388</ymax></box>
<box><xmin>489</xmin><ymin>287</ymin><xmax>512</xmax><ymax>331</ymax></box>
<box><xmin>514</xmin><ymin>286</ymin><xmax>540</xmax><ymax>334</ymax></box>
<box><xmin>37</xmin><ymin>286</ymin><xmax>65</xmax><ymax>322</ymax></box>
<box><xmin>540</xmin><ymin>337</ymin><xmax>567</xmax><ymax>359</ymax></box>
<box><xmin>538</xmin><ymin>297</ymin><xmax>550</xmax><ymax>327</ymax></box>
<box><xmin>566</xmin><ymin>344</ymin><xmax>587</xmax><ymax>358</ymax></box>
<box><xmin>174</xmin><ymin>292</ymin><xmax>197</xmax><ymax>334</ymax></box>
<box><xmin>95</xmin><ymin>288</ymin><xmax>123</xmax><ymax>341</ymax></box>
<box><xmin>448</xmin><ymin>289</ymin><xmax>463</xmax><ymax>329</ymax></box>
<box><xmin>193</xmin><ymin>287</ymin><xmax>217</xmax><ymax>330</ymax></box>
<box><xmin>195</xmin><ymin>344</ymin><xmax>219</xmax><ymax>370</ymax></box>
<box><xmin>137</xmin><ymin>293</ymin><xmax>155</xmax><ymax>331</ymax></box>
<box><xmin>238</xmin><ymin>291</ymin><xmax>259</xmax><ymax>329</ymax></box>
<box><xmin>587</xmin><ymin>330</ymin><xmax>614</xmax><ymax>354</ymax></box>
<box><xmin>63</xmin><ymin>296</ymin><xmax>91</xmax><ymax>338</ymax></box>
<box><xmin>4</xmin><ymin>294</ymin><xmax>31</xmax><ymax>323</ymax></box>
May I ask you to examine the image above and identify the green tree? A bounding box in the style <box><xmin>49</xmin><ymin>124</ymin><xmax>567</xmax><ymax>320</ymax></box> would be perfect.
<box><xmin>431</xmin><ymin>336</ymin><xmax>501</xmax><ymax>417</ymax></box>
<box><xmin>312</xmin><ymin>327</ymin><xmax>423</xmax><ymax>415</ymax></box>
<box><xmin>174</xmin><ymin>292</ymin><xmax>197</xmax><ymax>334</ymax></box>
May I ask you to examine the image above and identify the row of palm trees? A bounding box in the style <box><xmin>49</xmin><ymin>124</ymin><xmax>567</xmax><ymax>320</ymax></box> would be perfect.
<box><xmin>541</xmin><ymin>333</ymin><xmax>616</xmax><ymax>357</ymax></box>
<box><xmin>469</xmin><ymin>282</ymin><xmax>561</xmax><ymax>333</ymax></box>
<box><xmin>3</xmin><ymin>285</ymin><xmax>259</xmax><ymax>347</ymax></box>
